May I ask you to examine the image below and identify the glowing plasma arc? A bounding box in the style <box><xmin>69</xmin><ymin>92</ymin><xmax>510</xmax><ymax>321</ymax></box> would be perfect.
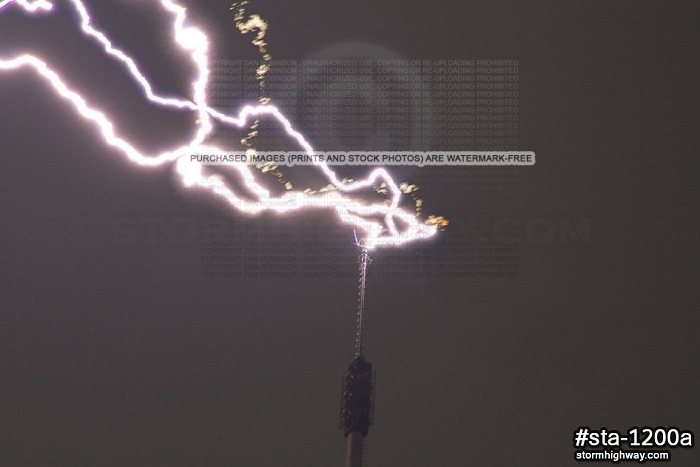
<box><xmin>0</xmin><ymin>0</ymin><xmax>52</xmax><ymax>12</ymax></box>
<box><xmin>0</xmin><ymin>0</ymin><xmax>438</xmax><ymax>249</ymax></box>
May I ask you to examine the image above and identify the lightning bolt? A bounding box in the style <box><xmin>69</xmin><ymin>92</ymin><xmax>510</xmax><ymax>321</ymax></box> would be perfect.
<box><xmin>0</xmin><ymin>0</ymin><xmax>438</xmax><ymax>248</ymax></box>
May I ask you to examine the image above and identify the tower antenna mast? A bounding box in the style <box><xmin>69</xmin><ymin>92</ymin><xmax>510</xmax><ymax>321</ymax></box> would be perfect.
<box><xmin>355</xmin><ymin>245</ymin><xmax>371</xmax><ymax>357</ymax></box>
<box><xmin>341</xmin><ymin>236</ymin><xmax>375</xmax><ymax>467</ymax></box>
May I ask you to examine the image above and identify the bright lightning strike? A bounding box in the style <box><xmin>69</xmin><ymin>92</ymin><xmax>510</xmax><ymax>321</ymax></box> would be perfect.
<box><xmin>0</xmin><ymin>0</ymin><xmax>52</xmax><ymax>12</ymax></box>
<box><xmin>0</xmin><ymin>0</ymin><xmax>438</xmax><ymax>249</ymax></box>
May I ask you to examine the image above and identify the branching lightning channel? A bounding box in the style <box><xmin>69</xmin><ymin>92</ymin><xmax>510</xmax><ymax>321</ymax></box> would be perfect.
<box><xmin>0</xmin><ymin>0</ymin><xmax>438</xmax><ymax>248</ymax></box>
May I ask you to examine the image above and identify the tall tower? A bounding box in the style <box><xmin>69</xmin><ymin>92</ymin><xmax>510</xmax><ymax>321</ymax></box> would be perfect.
<box><xmin>341</xmin><ymin>247</ymin><xmax>375</xmax><ymax>467</ymax></box>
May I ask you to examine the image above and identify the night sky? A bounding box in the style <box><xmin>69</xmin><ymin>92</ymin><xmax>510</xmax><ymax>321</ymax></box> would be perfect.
<box><xmin>1</xmin><ymin>1</ymin><xmax>698</xmax><ymax>466</ymax></box>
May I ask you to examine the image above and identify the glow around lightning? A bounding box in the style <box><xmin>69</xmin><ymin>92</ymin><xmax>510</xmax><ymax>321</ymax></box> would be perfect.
<box><xmin>0</xmin><ymin>0</ymin><xmax>437</xmax><ymax>248</ymax></box>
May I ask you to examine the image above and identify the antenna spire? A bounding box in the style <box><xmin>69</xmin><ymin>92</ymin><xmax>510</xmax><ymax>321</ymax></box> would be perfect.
<box><xmin>342</xmin><ymin>239</ymin><xmax>375</xmax><ymax>467</ymax></box>
<box><xmin>355</xmin><ymin>245</ymin><xmax>371</xmax><ymax>357</ymax></box>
